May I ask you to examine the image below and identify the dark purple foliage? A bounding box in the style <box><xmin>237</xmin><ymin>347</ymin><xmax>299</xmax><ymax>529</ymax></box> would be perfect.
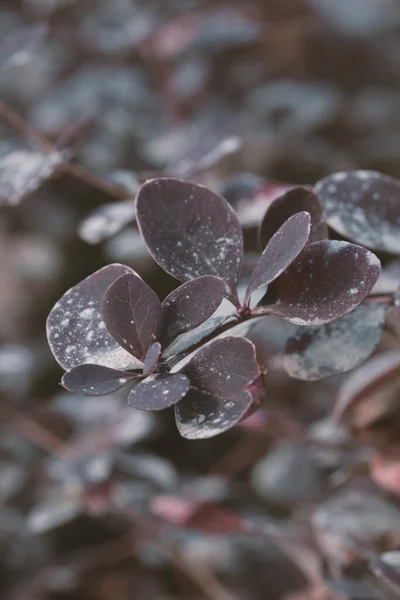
<box><xmin>102</xmin><ymin>272</ymin><xmax>163</xmax><ymax>361</ymax></box>
<box><xmin>161</xmin><ymin>276</ymin><xmax>225</xmax><ymax>346</ymax></box>
<box><xmin>259</xmin><ymin>186</ymin><xmax>328</xmax><ymax>249</ymax></box>
<box><xmin>143</xmin><ymin>342</ymin><xmax>162</xmax><ymax>376</ymax></box>
<box><xmin>61</xmin><ymin>364</ymin><xmax>138</xmax><ymax>396</ymax></box>
<box><xmin>261</xmin><ymin>241</ymin><xmax>381</xmax><ymax>325</ymax></box>
<box><xmin>136</xmin><ymin>178</ymin><xmax>243</xmax><ymax>304</ymax></box>
<box><xmin>315</xmin><ymin>170</ymin><xmax>400</xmax><ymax>254</ymax></box>
<box><xmin>244</xmin><ymin>211</ymin><xmax>311</xmax><ymax>304</ymax></box>
<box><xmin>128</xmin><ymin>373</ymin><xmax>190</xmax><ymax>410</ymax></box>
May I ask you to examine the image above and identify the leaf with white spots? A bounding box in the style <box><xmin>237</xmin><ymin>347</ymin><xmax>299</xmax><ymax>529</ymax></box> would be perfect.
<box><xmin>175</xmin><ymin>388</ymin><xmax>252</xmax><ymax>439</ymax></box>
<box><xmin>127</xmin><ymin>373</ymin><xmax>190</xmax><ymax>410</ymax></box>
<box><xmin>315</xmin><ymin>170</ymin><xmax>400</xmax><ymax>254</ymax></box>
<box><xmin>78</xmin><ymin>201</ymin><xmax>135</xmax><ymax>245</ymax></box>
<box><xmin>182</xmin><ymin>337</ymin><xmax>259</xmax><ymax>398</ymax></box>
<box><xmin>102</xmin><ymin>273</ymin><xmax>163</xmax><ymax>362</ymax></box>
<box><xmin>143</xmin><ymin>342</ymin><xmax>162</xmax><ymax>376</ymax></box>
<box><xmin>61</xmin><ymin>364</ymin><xmax>138</xmax><ymax>396</ymax></box>
<box><xmin>136</xmin><ymin>178</ymin><xmax>243</xmax><ymax>305</ymax></box>
<box><xmin>0</xmin><ymin>150</ymin><xmax>64</xmax><ymax>205</ymax></box>
<box><xmin>162</xmin><ymin>276</ymin><xmax>225</xmax><ymax>346</ymax></box>
<box><xmin>245</xmin><ymin>212</ymin><xmax>311</xmax><ymax>305</ymax></box>
<box><xmin>47</xmin><ymin>264</ymin><xmax>141</xmax><ymax>371</ymax></box>
<box><xmin>261</xmin><ymin>241</ymin><xmax>381</xmax><ymax>325</ymax></box>
<box><xmin>0</xmin><ymin>23</ymin><xmax>48</xmax><ymax>71</ymax></box>
<box><xmin>259</xmin><ymin>186</ymin><xmax>327</xmax><ymax>249</ymax></box>
<box><xmin>284</xmin><ymin>303</ymin><xmax>387</xmax><ymax>381</ymax></box>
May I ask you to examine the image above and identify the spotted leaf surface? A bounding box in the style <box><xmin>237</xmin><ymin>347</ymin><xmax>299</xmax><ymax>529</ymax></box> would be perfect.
<box><xmin>284</xmin><ymin>303</ymin><xmax>386</xmax><ymax>380</ymax></box>
<box><xmin>245</xmin><ymin>212</ymin><xmax>311</xmax><ymax>304</ymax></box>
<box><xmin>136</xmin><ymin>178</ymin><xmax>243</xmax><ymax>303</ymax></box>
<box><xmin>259</xmin><ymin>186</ymin><xmax>327</xmax><ymax>250</ymax></box>
<box><xmin>61</xmin><ymin>364</ymin><xmax>137</xmax><ymax>396</ymax></box>
<box><xmin>315</xmin><ymin>170</ymin><xmax>400</xmax><ymax>254</ymax></box>
<box><xmin>162</xmin><ymin>315</ymin><xmax>231</xmax><ymax>360</ymax></box>
<box><xmin>162</xmin><ymin>276</ymin><xmax>225</xmax><ymax>346</ymax></box>
<box><xmin>102</xmin><ymin>273</ymin><xmax>163</xmax><ymax>361</ymax></box>
<box><xmin>127</xmin><ymin>373</ymin><xmax>190</xmax><ymax>410</ymax></box>
<box><xmin>182</xmin><ymin>337</ymin><xmax>259</xmax><ymax>398</ymax></box>
<box><xmin>175</xmin><ymin>388</ymin><xmax>252</xmax><ymax>439</ymax></box>
<box><xmin>143</xmin><ymin>342</ymin><xmax>162</xmax><ymax>376</ymax></box>
<box><xmin>47</xmin><ymin>264</ymin><xmax>141</xmax><ymax>371</ymax></box>
<box><xmin>262</xmin><ymin>241</ymin><xmax>381</xmax><ymax>325</ymax></box>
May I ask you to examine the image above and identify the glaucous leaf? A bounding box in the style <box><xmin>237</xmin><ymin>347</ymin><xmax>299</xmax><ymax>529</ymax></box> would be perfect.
<box><xmin>78</xmin><ymin>201</ymin><xmax>135</xmax><ymax>245</ymax></box>
<box><xmin>175</xmin><ymin>388</ymin><xmax>253</xmax><ymax>439</ymax></box>
<box><xmin>259</xmin><ymin>187</ymin><xmax>327</xmax><ymax>250</ymax></box>
<box><xmin>0</xmin><ymin>150</ymin><xmax>64</xmax><ymax>205</ymax></box>
<box><xmin>182</xmin><ymin>337</ymin><xmax>259</xmax><ymax>397</ymax></box>
<box><xmin>136</xmin><ymin>178</ymin><xmax>243</xmax><ymax>304</ymax></box>
<box><xmin>0</xmin><ymin>23</ymin><xmax>48</xmax><ymax>70</ymax></box>
<box><xmin>61</xmin><ymin>364</ymin><xmax>137</xmax><ymax>396</ymax></box>
<box><xmin>162</xmin><ymin>276</ymin><xmax>225</xmax><ymax>346</ymax></box>
<box><xmin>334</xmin><ymin>350</ymin><xmax>400</xmax><ymax>423</ymax></box>
<box><xmin>262</xmin><ymin>241</ymin><xmax>381</xmax><ymax>325</ymax></box>
<box><xmin>284</xmin><ymin>303</ymin><xmax>387</xmax><ymax>380</ymax></box>
<box><xmin>143</xmin><ymin>342</ymin><xmax>162</xmax><ymax>376</ymax></box>
<box><xmin>47</xmin><ymin>264</ymin><xmax>141</xmax><ymax>371</ymax></box>
<box><xmin>162</xmin><ymin>315</ymin><xmax>232</xmax><ymax>360</ymax></box>
<box><xmin>127</xmin><ymin>373</ymin><xmax>190</xmax><ymax>410</ymax></box>
<box><xmin>315</xmin><ymin>170</ymin><xmax>400</xmax><ymax>254</ymax></box>
<box><xmin>102</xmin><ymin>273</ymin><xmax>163</xmax><ymax>361</ymax></box>
<box><xmin>245</xmin><ymin>212</ymin><xmax>311</xmax><ymax>304</ymax></box>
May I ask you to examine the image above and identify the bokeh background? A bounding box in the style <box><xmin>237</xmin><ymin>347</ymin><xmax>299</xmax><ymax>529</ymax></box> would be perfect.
<box><xmin>2</xmin><ymin>1</ymin><xmax>400</xmax><ymax>599</ymax></box>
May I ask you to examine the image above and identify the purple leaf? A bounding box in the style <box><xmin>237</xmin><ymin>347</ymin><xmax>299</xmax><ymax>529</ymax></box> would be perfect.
<box><xmin>78</xmin><ymin>201</ymin><xmax>135</xmax><ymax>245</ymax></box>
<box><xmin>47</xmin><ymin>264</ymin><xmax>141</xmax><ymax>371</ymax></box>
<box><xmin>262</xmin><ymin>241</ymin><xmax>381</xmax><ymax>325</ymax></box>
<box><xmin>127</xmin><ymin>373</ymin><xmax>190</xmax><ymax>410</ymax></box>
<box><xmin>259</xmin><ymin>187</ymin><xmax>327</xmax><ymax>250</ymax></box>
<box><xmin>102</xmin><ymin>273</ymin><xmax>163</xmax><ymax>361</ymax></box>
<box><xmin>0</xmin><ymin>23</ymin><xmax>48</xmax><ymax>70</ymax></box>
<box><xmin>143</xmin><ymin>342</ymin><xmax>162</xmax><ymax>376</ymax></box>
<box><xmin>162</xmin><ymin>276</ymin><xmax>225</xmax><ymax>346</ymax></box>
<box><xmin>175</xmin><ymin>388</ymin><xmax>252</xmax><ymax>439</ymax></box>
<box><xmin>61</xmin><ymin>364</ymin><xmax>137</xmax><ymax>396</ymax></box>
<box><xmin>136</xmin><ymin>178</ymin><xmax>243</xmax><ymax>304</ymax></box>
<box><xmin>315</xmin><ymin>170</ymin><xmax>400</xmax><ymax>254</ymax></box>
<box><xmin>182</xmin><ymin>337</ymin><xmax>259</xmax><ymax>398</ymax></box>
<box><xmin>245</xmin><ymin>212</ymin><xmax>311</xmax><ymax>305</ymax></box>
<box><xmin>284</xmin><ymin>303</ymin><xmax>387</xmax><ymax>381</ymax></box>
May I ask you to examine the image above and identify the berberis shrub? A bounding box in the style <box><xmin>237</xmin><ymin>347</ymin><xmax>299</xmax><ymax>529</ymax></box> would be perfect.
<box><xmin>47</xmin><ymin>171</ymin><xmax>400</xmax><ymax>440</ymax></box>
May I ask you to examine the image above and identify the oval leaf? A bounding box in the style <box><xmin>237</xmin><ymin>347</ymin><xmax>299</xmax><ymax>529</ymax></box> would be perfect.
<box><xmin>259</xmin><ymin>186</ymin><xmax>327</xmax><ymax>250</ymax></box>
<box><xmin>62</xmin><ymin>364</ymin><xmax>137</xmax><ymax>396</ymax></box>
<box><xmin>127</xmin><ymin>373</ymin><xmax>190</xmax><ymax>410</ymax></box>
<box><xmin>162</xmin><ymin>315</ymin><xmax>231</xmax><ymax>360</ymax></box>
<box><xmin>162</xmin><ymin>276</ymin><xmax>225</xmax><ymax>346</ymax></box>
<box><xmin>175</xmin><ymin>388</ymin><xmax>252</xmax><ymax>439</ymax></box>
<box><xmin>245</xmin><ymin>212</ymin><xmax>311</xmax><ymax>304</ymax></box>
<box><xmin>102</xmin><ymin>273</ymin><xmax>163</xmax><ymax>361</ymax></box>
<box><xmin>284</xmin><ymin>303</ymin><xmax>387</xmax><ymax>380</ymax></box>
<box><xmin>182</xmin><ymin>337</ymin><xmax>259</xmax><ymax>398</ymax></box>
<box><xmin>315</xmin><ymin>170</ymin><xmax>400</xmax><ymax>254</ymax></box>
<box><xmin>46</xmin><ymin>264</ymin><xmax>141</xmax><ymax>371</ymax></box>
<box><xmin>136</xmin><ymin>178</ymin><xmax>243</xmax><ymax>304</ymax></box>
<box><xmin>143</xmin><ymin>342</ymin><xmax>162</xmax><ymax>376</ymax></box>
<box><xmin>334</xmin><ymin>350</ymin><xmax>400</xmax><ymax>423</ymax></box>
<box><xmin>262</xmin><ymin>241</ymin><xmax>381</xmax><ymax>325</ymax></box>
